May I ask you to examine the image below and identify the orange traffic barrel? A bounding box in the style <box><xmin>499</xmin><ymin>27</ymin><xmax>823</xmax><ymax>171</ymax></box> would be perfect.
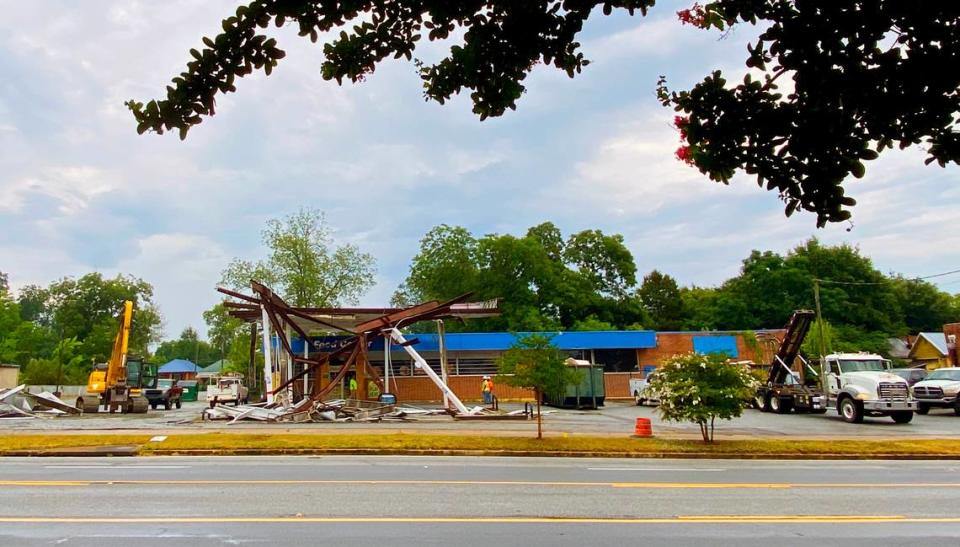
<box><xmin>634</xmin><ymin>417</ymin><xmax>652</xmax><ymax>437</ymax></box>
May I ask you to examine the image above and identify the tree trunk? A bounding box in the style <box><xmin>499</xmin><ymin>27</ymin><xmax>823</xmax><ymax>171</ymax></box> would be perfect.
<box><xmin>699</xmin><ymin>421</ymin><xmax>709</xmax><ymax>442</ymax></box>
<box><xmin>710</xmin><ymin>416</ymin><xmax>716</xmax><ymax>442</ymax></box>
<box><xmin>535</xmin><ymin>387</ymin><xmax>542</xmax><ymax>440</ymax></box>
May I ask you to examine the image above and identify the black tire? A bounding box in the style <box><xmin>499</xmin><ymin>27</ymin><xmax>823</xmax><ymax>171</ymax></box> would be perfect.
<box><xmin>953</xmin><ymin>404</ymin><xmax>960</xmax><ymax>417</ymax></box>
<box><xmin>634</xmin><ymin>392</ymin><xmax>643</xmax><ymax>406</ymax></box>
<box><xmin>175</xmin><ymin>399</ymin><xmax>182</xmax><ymax>409</ymax></box>
<box><xmin>916</xmin><ymin>403</ymin><xmax>930</xmax><ymax>415</ymax></box>
<box><xmin>839</xmin><ymin>397</ymin><xmax>863</xmax><ymax>423</ymax></box>
<box><xmin>234</xmin><ymin>398</ymin><xmax>240</xmax><ymax>407</ymax></box>
<box><xmin>163</xmin><ymin>400</ymin><xmax>171</xmax><ymax>411</ymax></box>
<box><xmin>150</xmin><ymin>403</ymin><xmax>157</xmax><ymax>410</ymax></box>
<box><xmin>754</xmin><ymin>393</ymin><xmax>769</xmax><ymax>412</ymax></box>
<box><xmin>769</xmin><ymin>395</ymin><xmax>781</xmax><ymax>413</ymax></box>
<box><xmin>892</xmin><ymin>411</ymin><xmax>913</xmax><ymax>424</ymax></box>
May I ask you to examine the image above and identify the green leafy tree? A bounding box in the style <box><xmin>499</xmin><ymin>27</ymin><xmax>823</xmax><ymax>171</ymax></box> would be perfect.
<box><xmin>638</xmin><ymin>270</ymin><xmax>684</xmax><ymax>331</ymax></box>
<box><xmin>23</xmin><ymin>273</ymin><xmax>162</xmax><ymax>364</ymax></box>
<box><xmin>889</xmin><ymin>276</ymin><xmax>958</xmax><ymax>333</ymax></box>
<box><xmin>129</xmin><ymin>1</ymin><xmax>957</xmax><ymax>224</ymax></box>
<box><xmin>564</xmin><ymin>230</ymin><xmax>637</xmax><ymax>299</ymax></box>
<box><xmin>496</xmin><ymin>334</ymin><xmax>581</xmax><ymax>439</ymax></box>
<box><xmin>649</xmin><ymin>352</ymin><xmax>758</xmax><ymax>442</ymax></box>
<box><xmin>203</xmin><ymin>303</ymin><xmax>247</xmax><ymax>355</ymax></box>
<box><xmin>679</xmin><ymin>286</ymin><xmax>721</xmax><ymax>330</ymax></box>
<box><xmin>398</xmin><ymin>224</ymin><xmax>644</xmax><ymax>332</ymax></box>
<box><xmin>19</xmin><ymin>338</ymin><xmax>89</xmax><ymax>386</ymax></box>
<box><xmin>571</xmin><ymin>316</ymin><xmax>617</xmax><ymax>332</ymax></box>
<box><xmin>154</xmin><ymin>327</ymin><xmax>219</xmax><ymax>366</ymax></box>
<box><xmin>659</xmin><ymin>2</ymin><xmax>958</xmax><ymax>226</ymax></box>
<box><xmin>222</xmin><ymin>207</ymin><xmax>376</xmax><ymax>307</ymax></box>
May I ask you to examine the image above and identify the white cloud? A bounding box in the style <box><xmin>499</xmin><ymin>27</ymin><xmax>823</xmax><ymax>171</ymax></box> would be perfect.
<box><xmin>554</xmin><ymin>106</ymin><xmax>755</xmax><ymax>217</ymax></box>
<box><xmin>0</xmin><ymin>166</ymin><xmax>118</xmax><ymax>214</ymax></box>
<box><xmin>111</xmin><ymin>233</ymin><xmax>230</xmax><ymax>338</ymax></box>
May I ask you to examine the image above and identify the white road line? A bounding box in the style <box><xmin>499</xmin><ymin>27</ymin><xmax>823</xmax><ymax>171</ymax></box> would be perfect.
<box><xmin>587</xmin><ymin>468</ymin><xmax>725</xmax><ymax>472</ymax></box>
<box><xmin>43</xmin><ymin>466</ymin><xmax>190</xmax><ymax>470</ymax></box>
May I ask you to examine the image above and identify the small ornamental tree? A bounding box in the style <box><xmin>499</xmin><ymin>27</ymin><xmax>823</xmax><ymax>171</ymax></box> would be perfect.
<box><xmin>649</xmin><ymin>352</ymin><xmax>758</xmax><ymax>442</ymax></box>
<box><xmin>496</xmin><ymin>334</ymin><xmax>581</xmax><ymax>440</ymax></box>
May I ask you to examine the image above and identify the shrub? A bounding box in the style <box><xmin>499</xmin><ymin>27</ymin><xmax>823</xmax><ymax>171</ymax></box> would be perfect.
<box><xmin>650</xmin><ymin>352</ymin><xmax>759</xmax><ymax>442</ymax></box>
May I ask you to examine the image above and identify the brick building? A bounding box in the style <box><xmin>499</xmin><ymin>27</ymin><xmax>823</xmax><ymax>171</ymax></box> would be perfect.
<box><xmin>291</xmin><ymin>328</ymin><xmax>783</xmax><ymax>402</ymax></box>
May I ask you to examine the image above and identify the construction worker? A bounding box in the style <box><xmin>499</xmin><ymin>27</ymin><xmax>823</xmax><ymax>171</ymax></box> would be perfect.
<box><xmin>349</xmin><ymin>375</ymin><xmax>358</xmax><ymax>399</ymax></box>
<box><xmin>481</xmin><ymin>375</ymin><xmax>493</xmax><ymax>404</ymax></box>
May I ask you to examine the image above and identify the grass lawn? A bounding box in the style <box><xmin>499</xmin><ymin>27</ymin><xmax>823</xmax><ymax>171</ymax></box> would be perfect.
<box><xmin>1</xmin><ymin>433</ymin><xmax>960</xmax><ymax>457</ymax></box>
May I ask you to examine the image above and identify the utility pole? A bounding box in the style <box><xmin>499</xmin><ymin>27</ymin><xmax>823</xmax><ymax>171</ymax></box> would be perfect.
<box><xmin>813</xmin><ymin>279</ymin><xmax>828</xmax><ymax>395</ymax></box>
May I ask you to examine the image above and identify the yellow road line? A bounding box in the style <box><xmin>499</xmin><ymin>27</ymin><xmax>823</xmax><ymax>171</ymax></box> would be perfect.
<box><xmin>3</xmin><ymin>479</ymin><xmax>960</xmax><ymax>489</ymax></box>
<box><xmin>0</xmin><ymin>516</ymin><xmax>958</xmax><ymax>524</ymax></box>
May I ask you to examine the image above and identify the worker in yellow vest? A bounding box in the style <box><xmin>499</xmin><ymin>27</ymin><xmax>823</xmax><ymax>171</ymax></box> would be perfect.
<box><xmin>481</xmin><ymin>375</ymin><xmax>493</xmax><ymax>405</ymax></box>
<box><xmin>349</xmin><ymin>376</ymin><xmax>358</xmax><ymax>399</ymax></box>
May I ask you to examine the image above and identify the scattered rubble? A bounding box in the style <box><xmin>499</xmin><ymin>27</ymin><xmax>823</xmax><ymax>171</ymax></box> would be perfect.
<box><xmin>200</xmin><ymin>395</ymin><xmax>532</xmax><ymax>424</ymax></box>
<box><xmin>0</xmin><ymin>385</ymin><xmax>79</xmax><ymax>419</ymax></box>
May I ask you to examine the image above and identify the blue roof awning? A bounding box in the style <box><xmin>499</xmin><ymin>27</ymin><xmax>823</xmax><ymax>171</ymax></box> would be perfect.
<box><xmin>289</xmin><ymin>331</ymin><xmax>657</xmax><ymax>354</ymax></box>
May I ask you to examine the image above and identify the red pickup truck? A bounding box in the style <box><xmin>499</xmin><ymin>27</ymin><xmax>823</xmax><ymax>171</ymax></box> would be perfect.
<box><xmin>145</xmin><ymin>379</ymin><xmax>183</xmax><ymax>410</ymax></box>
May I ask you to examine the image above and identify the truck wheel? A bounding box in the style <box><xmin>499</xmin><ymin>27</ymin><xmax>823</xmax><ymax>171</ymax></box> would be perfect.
<box><xmin>175</xmin><ymin>399</ymin><xmax>182</xmax><ymax>409</ymax></box>
<box><xmin>891</xmin><ymin>411</ymin><xmax>913</xmax><ymax>424</ymax></box>
<box><xmin>776</xmin><ymin>398</ymin><xmax>793</xmax><ymax>414</ymax></box>
<box><xmin>769</xmin><ymin>395</ymin><xmax>781</xmax><ymax>413</ymax></box>
<box><xmin>916</xmin><ymin>403</ymin><xmax>930</xmax><ymax>415</ymax></box>
<box><xmin>754</xmin><ymin>394</ymin><xmax>769</xmax><ymax>412</ymax></box>
<box><xmin>839</xmin><ymin>397</ymin><xmax>863</xmax><ymax>423</ymax></box>
<box><xmin>150</xmin><ymin>402</ymin><xmax>157</xmax><ymax>410</ymax></box>
<box><xmin>634</xmin><ymin>392</ymin><xmax>643</xmax><ymax>406</ymax></box>
<box><xmin>164</xmin><ymin>400</ymin><xmax>171</xmax><ymax>410</ymax></box>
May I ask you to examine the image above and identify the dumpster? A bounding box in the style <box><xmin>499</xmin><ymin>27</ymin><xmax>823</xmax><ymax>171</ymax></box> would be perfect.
<box><xmin>542</xmin><ymin>358</ymin><xmax>605</xmax><ymax>409</ymax></box>
<box><xmin>178</xmin><ymin>380</ymin><xmax>199</xmax><ymax>402</ymax></box>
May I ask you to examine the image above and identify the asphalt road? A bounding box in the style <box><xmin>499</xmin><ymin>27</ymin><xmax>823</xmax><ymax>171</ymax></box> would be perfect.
<box><xmin>6</xmin><ymin>400</ymin><xmax>960</xmax><ymax>438</ymax></box>
<box><xmin>2</xmin><ymin>456</ymin><xmax>960</xmax><ymax>546</ymax></box>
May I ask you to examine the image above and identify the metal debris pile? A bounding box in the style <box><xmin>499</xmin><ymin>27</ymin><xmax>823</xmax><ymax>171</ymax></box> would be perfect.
<box><xmin>200</xmin><ymin>398</ymin><xmax>459</xmax><ymax>424</ymax></box>
<box><xmin>0</xmin><ymin>385</ymin><xmax>81</xmax><ymax>419</ymax></box>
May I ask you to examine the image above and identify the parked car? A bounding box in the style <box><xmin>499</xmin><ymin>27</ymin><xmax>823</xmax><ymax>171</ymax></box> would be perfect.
<box><xmin>891</xmin><ymin>367</ymin><xmax>928</xmax><ymax>386</ymax></box>
<box><xmin>145</xmin><ymin>379</ymin><xmax>183</xmax><ymax>410</ymax></box>
<box><xmin>628</xmin><ymin>374</ymin><xmax>660</xmax><ymax>406</ymax></box>
<box><xmin>911</xmin><ymin>367</ymin><xmax>960</xmax><ymax>415</ymax></box>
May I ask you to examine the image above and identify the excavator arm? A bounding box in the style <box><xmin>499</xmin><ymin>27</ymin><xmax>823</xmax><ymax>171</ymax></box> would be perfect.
<box><xmin>105</xmin><ymin>300</ymin><xmax>134</xmax><ymax>389</ymax></box>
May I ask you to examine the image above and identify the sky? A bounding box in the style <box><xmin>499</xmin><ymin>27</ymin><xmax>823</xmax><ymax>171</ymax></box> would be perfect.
<box><xmin>1</xmin><ymin>1</ymin><xmax>957</xmax><ymax>341</ymax></box>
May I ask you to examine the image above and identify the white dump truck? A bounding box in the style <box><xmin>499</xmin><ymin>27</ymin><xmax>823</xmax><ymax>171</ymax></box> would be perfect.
<box><xmin>821</xmin><ymin>352</ymin><xmax>916</xmax><ymax>423</ymax></box>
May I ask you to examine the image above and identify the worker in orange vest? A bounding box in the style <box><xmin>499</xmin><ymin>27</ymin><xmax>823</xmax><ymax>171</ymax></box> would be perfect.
<box><xmin>481</xmin><ymin>375</ymin><xmax>494</xmax><ymax>405</ymax></box>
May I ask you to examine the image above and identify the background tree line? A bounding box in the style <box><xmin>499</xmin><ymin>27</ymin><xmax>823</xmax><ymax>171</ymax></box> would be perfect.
<box><xmin>3</xmin><ymin>215</ymin><xmax>957</xmax><ymax>385</ymax></box>
<box><xmin>396</xmin><ymin>225</ymin><xmax>960</xmax><ymax>356</ymax></box>
<box><xmin>0</xmin><ymin>272</ymin><xmax>162</xmax><ymax>385</ymax></box>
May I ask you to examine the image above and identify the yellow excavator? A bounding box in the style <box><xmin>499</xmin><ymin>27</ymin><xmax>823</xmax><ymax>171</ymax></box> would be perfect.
<box><xmin>75</xmin><ymin>300</ymin><xmax>153</xmax><ymax>414</ymax></box>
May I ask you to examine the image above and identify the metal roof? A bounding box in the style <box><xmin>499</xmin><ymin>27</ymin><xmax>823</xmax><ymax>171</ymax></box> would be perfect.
<box><xmin>158</xmin><ymin>359</ymin><xmax>200</xmax><ymax>373</ymax></box>
<box><xmin>914</xmin><ymin>332</ymin><xmax>948</xmax><ymax>356</ymax></box>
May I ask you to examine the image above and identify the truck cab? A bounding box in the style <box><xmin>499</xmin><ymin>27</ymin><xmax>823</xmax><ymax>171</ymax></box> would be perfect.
<box><xmin>824</xmin><ymin>353</ymin><xmax>916</xmax><ymax>423</ymax></box>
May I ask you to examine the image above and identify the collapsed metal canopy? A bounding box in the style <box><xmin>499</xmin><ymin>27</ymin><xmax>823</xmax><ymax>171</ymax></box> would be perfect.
<box><xmin>217</xmin><ymin>282</ymin><xmax>499</xmax><ymax>412</ymax></box>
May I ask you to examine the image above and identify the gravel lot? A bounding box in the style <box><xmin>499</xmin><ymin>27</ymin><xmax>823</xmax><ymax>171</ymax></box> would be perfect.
<box><xmin>3</xmin><ymin>399</ymin><xmax>960</xmax><ymax>439</ymax></box>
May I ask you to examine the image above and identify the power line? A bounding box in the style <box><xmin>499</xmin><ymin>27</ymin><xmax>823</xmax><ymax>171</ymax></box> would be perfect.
<box><xmin>814</xmin><ymin>267</ymin><xmax>960</xmax><ymax>286</ymax></box>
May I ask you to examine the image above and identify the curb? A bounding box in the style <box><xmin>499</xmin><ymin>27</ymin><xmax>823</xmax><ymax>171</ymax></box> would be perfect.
<box><xmin>137</xmin><ymin>448</ymin><xmax>960</xmax><ymax>460</ymax></box>
<box><xmin>1</xmin><ymin>445</ymin><xmax>139</xmax><ymax>457</ymax></box>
